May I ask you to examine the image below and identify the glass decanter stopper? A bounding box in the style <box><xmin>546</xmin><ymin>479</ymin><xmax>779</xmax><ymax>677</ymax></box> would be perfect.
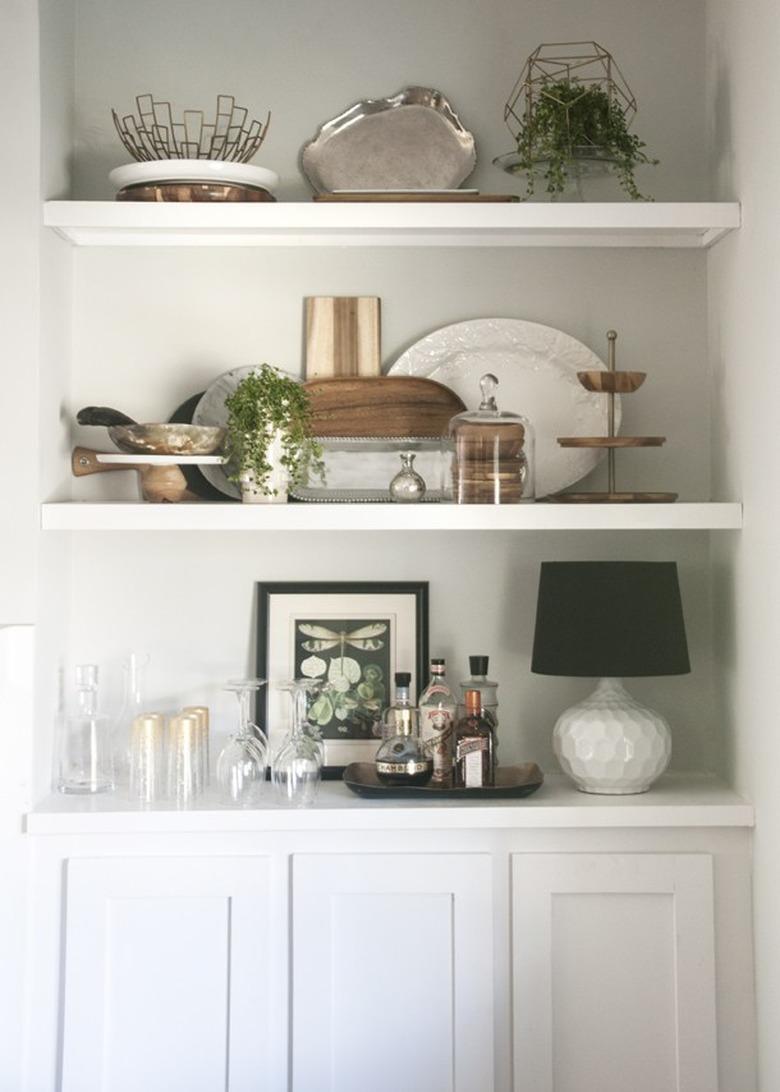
<box><xmin>56</xmin><ymin>664</ymin><xmax>115</xmax><ymax>794</ymax></box>
<box><xmin>389</xmin><ymin>452</ymin><xmax>427</xmax><ymax>503</ymax></box>
<box><xmin>449</xmin><ymin>373</ymin><xmax>535</xmax><ymax>504</ymax></box>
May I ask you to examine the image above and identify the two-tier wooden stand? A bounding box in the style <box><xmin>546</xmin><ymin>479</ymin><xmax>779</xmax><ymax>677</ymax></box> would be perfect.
<box><xmin>553</xmin><ymin>330</ymin><xmax>677</xmax><ymax>503</ymax></box>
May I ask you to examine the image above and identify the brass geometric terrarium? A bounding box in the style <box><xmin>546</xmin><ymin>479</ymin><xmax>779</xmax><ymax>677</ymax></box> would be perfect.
<box><xmin>502</xmin><ymin>42</ymin><xmax>637</xmax><ymax>144</ymax></box>
<box><xmin>494</xmin><ymin>42</ymin><xmax>656</xmax><ymax>200</ymax></box>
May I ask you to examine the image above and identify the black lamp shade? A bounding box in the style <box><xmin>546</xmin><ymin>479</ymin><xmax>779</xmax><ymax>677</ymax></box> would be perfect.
<box><xmin>531</xmin><ymin>562</ymin><xmax>690</xmax><ymax>678</ymax></box>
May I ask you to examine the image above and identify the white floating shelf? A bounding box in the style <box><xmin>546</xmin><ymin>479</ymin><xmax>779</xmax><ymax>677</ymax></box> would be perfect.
<box><xmin>25</xmin><ymin>774</ymin><xmax>754</xmax><ymax>835</ymax></box>
<box><xmin>44</xmin><ymin>201</ymin><xmax>741</xmax><ymax>248</ymax></box>
<box><xmin>40</xmin><ymin>501</ymin><xmax>743</xmax><ymax>532</ymax></box>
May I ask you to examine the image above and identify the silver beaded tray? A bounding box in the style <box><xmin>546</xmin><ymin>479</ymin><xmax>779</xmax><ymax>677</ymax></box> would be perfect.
<box><xmin>291</xmin><ymin>435</ymin><xmax>452</xmax><ymax>504</ymax></box>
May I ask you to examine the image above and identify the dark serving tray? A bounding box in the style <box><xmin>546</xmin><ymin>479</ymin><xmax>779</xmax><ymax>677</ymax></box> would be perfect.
<box><xmin>342</xmin><ymin>762</ymin><xmax>544</xmax><ymax>800</ymax></box>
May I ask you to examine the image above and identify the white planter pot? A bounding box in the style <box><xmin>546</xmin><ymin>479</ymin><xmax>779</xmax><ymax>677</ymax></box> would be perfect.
<box><xmin>239</xmin><ymin>430</ymin><xmax>288</xmax><ymax>504</ymax></box>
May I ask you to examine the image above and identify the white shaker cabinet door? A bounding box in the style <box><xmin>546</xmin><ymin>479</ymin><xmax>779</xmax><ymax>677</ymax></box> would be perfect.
<box><xmin>292</xmin><ymin>853</ymin><xmax>493</xmax><ymax>1092</ymax></box>
<box><xmin>60</xmin><ymin>856</ymin><xmax>272</xmax><ymax>1092</ymax></box>
<box><xmin>511</xmin><ymin>853</ymin><xmax>718</xmax><ymax>1092</ymax></box>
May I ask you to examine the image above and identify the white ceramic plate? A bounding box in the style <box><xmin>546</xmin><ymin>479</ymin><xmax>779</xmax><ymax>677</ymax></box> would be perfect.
<box><xmin>192</xmin><ymin>365</ymin><xmax>298</xmax><ymax>499</ymax></box>
<box><xmin>388</xmin><ymin>318</ymin><xmax>620</xmax><ymax>498</ymax></box>
<box><xmin>109</xmin><ymin>160</ymin><xmax>279</xmax><ymax>192</ymax></box>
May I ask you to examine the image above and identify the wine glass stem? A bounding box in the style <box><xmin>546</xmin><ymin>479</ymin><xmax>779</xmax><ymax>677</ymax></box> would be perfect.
<box><xmin>236</xmin><ymin>687</ymin><xmax>251</xmax><ymax>740</ymax></box>
<box><xmin>293</xmin><ymin>687</ymin><xmax>307</xmax><ymax>738</ymax></box>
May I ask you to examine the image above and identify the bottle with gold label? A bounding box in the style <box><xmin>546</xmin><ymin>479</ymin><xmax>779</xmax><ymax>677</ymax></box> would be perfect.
<box><xmin>418</xmin><ymin>659</ymin><xmax>456</xmax><ymax>784</ymax></box>
<box><xmin>454</xmin><ymin>688</ymin><xmax>495</xmax><ymax>789</ymax></box>
<box><xmin>375</xmin><ymin>672</ymin><xmax>432</xmax><ymax>786</ymax></box>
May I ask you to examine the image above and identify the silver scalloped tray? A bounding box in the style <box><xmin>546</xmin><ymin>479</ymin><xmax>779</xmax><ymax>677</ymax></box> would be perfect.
<box><xmin>301</xmin><ymin>86</ymin><xmax>477</xmax><ymax>193</ymax></box>
<box><xmin>290</xmin><ymin>487</ymin><xmax>449</xmax><ymax>504</ymax></box>
<box><xmin>291</xmin><ymin>435</ymin><xmax>451</xmax><ymax>503</ymax></box>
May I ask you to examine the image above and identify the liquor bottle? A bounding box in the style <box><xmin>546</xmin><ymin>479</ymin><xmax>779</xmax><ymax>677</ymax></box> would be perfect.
<box><xmin>459</xmin><ymin>655</ymin><xmax>499</xmax><ymax>729</ymax></box>
<box><xmin>375</xmin><ymin>672</ymin><xmax>432</xmax><ymax>786</ymax></box>
<box><xmin>454</xmin><ymin>688</ymin><xmax>495</xmax><ymax>789</ymax></box>
<box><xmin>381</xmin><ymin>671</ymin><xmax>417</xmax><ymax>741</ymax></box>
<box><xmin>418</xmin><ymin>658</ymin><xmax>456</xmax><ymax>784</ymax></box>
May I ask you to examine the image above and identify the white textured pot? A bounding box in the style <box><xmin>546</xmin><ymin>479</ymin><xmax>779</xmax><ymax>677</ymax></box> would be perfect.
<box><xmin>239</xmin><ymin>430</ymin><xmax>288</xmax><ymax>504</ymax></box>
<box><xmin>553</xmin><ymin>677</ymin><xmax>671</xmax><ymax>795</ymax></box>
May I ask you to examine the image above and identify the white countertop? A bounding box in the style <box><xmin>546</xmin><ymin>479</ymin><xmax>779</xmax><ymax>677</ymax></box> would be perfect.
<box><xmin>26</xmin><ymin>772</ymin><xmax>753</xmax><ymax>834</ymax></box>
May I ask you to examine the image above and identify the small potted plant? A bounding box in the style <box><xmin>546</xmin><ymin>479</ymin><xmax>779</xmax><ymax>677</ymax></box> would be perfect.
<box><xmin>224</xmin><ymin>364</ymin><xmax>323</xmax><ymax>503</ymax></box>
<box><xmin>508</xmin><ymin>79</ymin><xmax>658</xmax><ymax>200</ymax></box>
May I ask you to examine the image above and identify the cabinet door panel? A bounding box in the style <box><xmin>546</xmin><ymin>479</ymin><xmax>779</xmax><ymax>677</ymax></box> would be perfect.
<box><xmin>511</xmin><ymin>853</ymin><xmax>717</xmax><ymax>1092</ymax></box>
<box><xmin>292</xmin><ymin>853</ymin><xmax>493</xmax><ymax>1092</ymax></box>
<box><xmin>61</xmin><ymin>856</ymin><xmax>271</xmax><ymax>1092</ymax></box>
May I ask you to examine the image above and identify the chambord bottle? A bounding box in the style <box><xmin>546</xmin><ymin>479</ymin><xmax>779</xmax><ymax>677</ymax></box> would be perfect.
<box><xmin>418</xmin><ymin>658</ymin><xmax>456</xmax><ymax>784</ymax></box>
<box><xmin>375</xmin><ymin>672</ymin><xmax>432</xmax><ymax>786</ymax></box>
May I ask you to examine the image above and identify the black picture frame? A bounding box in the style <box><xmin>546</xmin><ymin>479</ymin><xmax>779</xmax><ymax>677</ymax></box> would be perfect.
<box><xmin>256</xmin><ymin>581</ymin><xmax>429</xmax><ymax>777</ymax></box>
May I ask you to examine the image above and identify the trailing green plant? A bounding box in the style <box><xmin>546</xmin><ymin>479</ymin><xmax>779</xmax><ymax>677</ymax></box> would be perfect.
<box><xmin>514</xmin><ymin>80</ymin><xmax>658</xmax><ymax>200</ymax></box>
<box><xmin>224</xmin><ymin>364</ymin><xmax>324</xmax><ymax>495</ymax></box>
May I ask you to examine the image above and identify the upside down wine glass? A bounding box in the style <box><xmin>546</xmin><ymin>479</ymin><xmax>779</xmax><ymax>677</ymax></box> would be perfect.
<box><xmin>271</xmin><ymin>680</ymin><xmax>325</xmax><ymax>807</ymax></box>
<box><xmin>216</xmin><ymin>678</ymin><xmax>268</xmax><ymax>806</ymax></box>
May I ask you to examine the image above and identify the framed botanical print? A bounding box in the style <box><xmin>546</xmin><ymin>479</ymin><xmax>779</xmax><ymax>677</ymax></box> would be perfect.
<box><xmin>256</xmin><ymin>581</ymin><xmax>429</xmax><ymax>774</ymax></box>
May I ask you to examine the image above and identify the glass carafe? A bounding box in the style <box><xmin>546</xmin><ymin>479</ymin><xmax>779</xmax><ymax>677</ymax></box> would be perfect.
<box><xmin>56</xmin><ymin>664</ymin><xmax>115</xmax><ymax>794</ymax></box>
<box><xmin>115</xmin><ymin>651</ymin><xmax>150</xmax><ymax>784</ymax></box>
<box><xmin>216</xmin><ymin>679</ymin><xmax>268</xmax><ymax>806</ymax></box>
<box><xmin>271</xmin><ymin>680</ymin><xmax>324</xmax><ymax>807</ymax></box>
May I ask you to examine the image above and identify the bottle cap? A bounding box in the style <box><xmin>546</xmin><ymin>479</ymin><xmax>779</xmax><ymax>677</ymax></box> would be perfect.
<box><xmin>394</xmin><ymin>672</ymin><xmax>411</xmax><ymax>687</ymax></box>
<box><xmin>431</xmin><ymin>658</ymin><xmax>445</xmax><ymax>666</ymax></box>
<box><xmin>465</xmin><ymin>689</ymin><xmax>482</xmax><ymax>714</ymax></box>
<box><xmin>469</xmin><ymin>655</ymin><xmax>489</xmax><ymax>675</ymax></box>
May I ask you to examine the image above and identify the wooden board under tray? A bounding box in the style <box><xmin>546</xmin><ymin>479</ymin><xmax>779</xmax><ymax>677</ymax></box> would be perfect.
<box><xmin>342</xmin><ymin>762</ymin><xmax>544</xmax><ymax>799</ymax></box>
<box><xmin>314</xmin><ymin>192</ymin><xmax>519</xmax><ymax>202</ymax></box>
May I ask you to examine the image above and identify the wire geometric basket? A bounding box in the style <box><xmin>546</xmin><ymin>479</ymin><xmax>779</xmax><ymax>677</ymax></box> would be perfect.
<box><xmin>112</xmin><ymin>94</ymin><xmax>271</xmax><ymax>163</ymax></box>
<box><xmin>503</xmin><ymin>41</ymin><xmax>636</xmax><ymax>144</ymax></box>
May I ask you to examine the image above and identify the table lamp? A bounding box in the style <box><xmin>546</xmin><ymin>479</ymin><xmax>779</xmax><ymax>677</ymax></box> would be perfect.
<box><xmin>531</xmin><ymin>561</ymin><xmax>690</xmax><ymax>794</ymax></box>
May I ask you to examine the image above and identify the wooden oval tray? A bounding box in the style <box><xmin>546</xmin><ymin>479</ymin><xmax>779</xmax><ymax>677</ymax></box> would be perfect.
<box><xmin>304</xmin><ymin>376</ymin><xmax>466</xmax><ymax>437</ymax></box>
<box><xmin>342</xmin><ymin>762</ymin><xmax>544</xmax><ymax>799</ymax></box>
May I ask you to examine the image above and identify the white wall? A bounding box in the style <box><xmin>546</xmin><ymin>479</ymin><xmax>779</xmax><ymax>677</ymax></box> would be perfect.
<box><xmin>706</xmin><ymin>1</ymin><xmax>780</xmax><ymax>1089</ymax></box>
<box><xmin>72</xmin><ymin>0</ymin><xmax>707</xmax><ymax>202</ymax></box>
<box><xmin>31</xmin><ymin>0</ymin><xmax>719</xmax><ymax>796</ymax></box>
<box><xmin>0</xmin><ymin>0</ymin><xmax>42</xmax><ymax>625</ymax></box>
<box><xmin>0</xmin><ymin>0</ymin><xmax>44</xmax><ymax>1085</ymax></box>
<box><xmin>49</xmin><ymin>241</ymin><xmax>718</xmax><ymax>788</ymax></box>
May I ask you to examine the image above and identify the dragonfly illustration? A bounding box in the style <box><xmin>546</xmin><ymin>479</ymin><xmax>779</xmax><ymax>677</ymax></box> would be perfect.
<box><xmin>299</xmin><ymin>622</ymin><xmax>387</xmax><ymax>656</ymax></box>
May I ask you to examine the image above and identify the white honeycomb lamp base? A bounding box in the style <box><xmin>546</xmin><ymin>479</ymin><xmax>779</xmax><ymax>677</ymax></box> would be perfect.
<box><xmin>553</xmin><ymin>677</ymin><xmax>672</xmax><ymax>795</ymax></box>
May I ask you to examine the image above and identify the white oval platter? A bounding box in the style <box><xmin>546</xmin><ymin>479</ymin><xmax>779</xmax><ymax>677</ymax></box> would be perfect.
<box><xmin>389</xmin><ymin>318</ymin><xmax>621</xmax><ymax>498</ymax></box>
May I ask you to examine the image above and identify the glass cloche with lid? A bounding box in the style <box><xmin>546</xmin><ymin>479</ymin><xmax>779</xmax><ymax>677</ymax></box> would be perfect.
<box><xmin>448</xmin><ymin>373</ymin><xmax>535</xmax><ymax>503</ymax></box>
